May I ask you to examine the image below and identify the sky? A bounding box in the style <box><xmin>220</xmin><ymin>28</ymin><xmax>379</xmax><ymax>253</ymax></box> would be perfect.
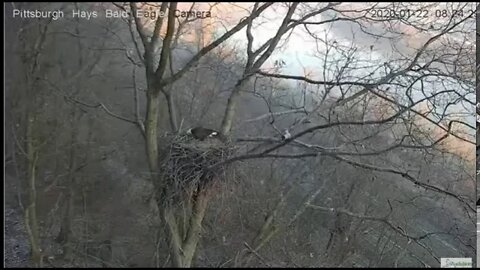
<box><xmin>206</xmin><ymin>2</ymin><xmax>476</xmax><ymax>158</ymax></box>
<box><xmin>218</xmin><ymin>2</ymin><xmax>475</xmax><ymax>125</ymax></box>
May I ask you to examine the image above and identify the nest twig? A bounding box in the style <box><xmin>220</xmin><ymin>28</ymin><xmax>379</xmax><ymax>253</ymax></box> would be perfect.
<box><xmin>157</xmin><ymin>134</ymin><xmax>235</xmax><ymax>206</ymax></box>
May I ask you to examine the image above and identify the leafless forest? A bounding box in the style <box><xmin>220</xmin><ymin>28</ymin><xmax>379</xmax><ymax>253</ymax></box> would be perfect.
<box><xmin>4</xmin><ymin>2</ymin><xmax>477</xmax><ymax>268</ymax></box>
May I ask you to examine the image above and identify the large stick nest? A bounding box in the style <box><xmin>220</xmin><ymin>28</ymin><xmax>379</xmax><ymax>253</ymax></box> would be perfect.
<box><xmin>158</xmin><ymin>134</ymin><xmax>236</xmax><ymax>206</ymax></box>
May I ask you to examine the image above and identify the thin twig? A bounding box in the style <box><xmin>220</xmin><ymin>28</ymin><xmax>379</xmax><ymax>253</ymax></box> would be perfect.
<box><xmin>243</xmin><ymin>242</ymin><xmax>270</xmax><ymax>267</ymax></box>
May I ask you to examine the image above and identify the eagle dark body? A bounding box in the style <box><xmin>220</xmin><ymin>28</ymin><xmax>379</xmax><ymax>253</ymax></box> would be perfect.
<box><xmin>187</xmin><ymin>127</ymin><xmax>225</xmax><ymax>141</ymax></box>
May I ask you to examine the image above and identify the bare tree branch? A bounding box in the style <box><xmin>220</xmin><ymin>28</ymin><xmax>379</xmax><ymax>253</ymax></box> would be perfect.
<box><xmin>154</xmin><ymin>2</ymin><xmax>178</xmax><ymax>89</ymax></box>
<box><xmin>158</xmin><ymin>2</ymin><xmax>274</xmax><ymax>87</ymax></box>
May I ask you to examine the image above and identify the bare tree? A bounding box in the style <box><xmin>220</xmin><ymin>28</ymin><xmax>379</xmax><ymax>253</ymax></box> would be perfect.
<box><xmin>127</xmin><ymin>2</ymin><xmax>475</xmax><ymax>267</ymax></box>
<box><xmin>5</xmin><ymin>2</ymin><xmax>475</xmax><ymax>268</ymax></box>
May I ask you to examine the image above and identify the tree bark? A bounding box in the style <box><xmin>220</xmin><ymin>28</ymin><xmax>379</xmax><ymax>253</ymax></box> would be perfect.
<box><xmin>221</xmin><ymin>79</ymin><xmax>248</xmax><ymax>135</ymax></box>
<box><xmin>24</xmin><ymin>108</ymin><xmax>42</xmax><ymax>267</ymax></box>
<box><xmin>164</xmin><ymin>91</ymin><xmax>178</xmax><ymax>132</ymax></box>
<box><xmin>164</xmin><ymin>189</ymin><xmax>210</xmax><ymax>267</ymax></box>
<box><xmin>145</xmin><ymin>89</ymin><xmax>161</xmax><ymax>173</ymax></box>
<box><xmin>56</xmin><ymin>107</ymin><xmax>79</xmax><ymax>258</ymax></box>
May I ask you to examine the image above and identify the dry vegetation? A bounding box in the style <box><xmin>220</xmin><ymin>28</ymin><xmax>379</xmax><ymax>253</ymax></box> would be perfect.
<box><xmin>4</xmin><ymin>2</ymin><xmax>476</xmax><ymax>268</ymax></box>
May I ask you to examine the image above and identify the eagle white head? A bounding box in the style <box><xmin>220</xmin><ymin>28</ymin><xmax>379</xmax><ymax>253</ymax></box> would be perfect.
<box><xmin>281</xmin><ymin>129</ymin><xmax>291</xmax><ymax>140</ymax></box>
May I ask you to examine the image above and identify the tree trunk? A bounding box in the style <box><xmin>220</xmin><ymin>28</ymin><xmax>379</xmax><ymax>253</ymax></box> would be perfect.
<box><xmin>56</xmin><ymin>186</ymin><xmax>75</xmax><ymax>258</ymax></box>
<box><xmin>164</xmin><ymin>91</ymin><xmax>178</xmax><ymax>133</ymax></box>
<box><xmin>56</xmin><ymin>107</ymin><xmax>80</xmax><ymax>259</ymax></box>
<box><xmin>145</xmin><ymin>90</ymin><xmax>161</xmax><ymax>173</ymax></box>
<box><xmin>24</xmin><ymin>108</ymin><xmax>42</xmax><ymax>267</ymax></box>
<box><xmin>221</xmin><ymin>79</ymin><xmax>248</xmax><ymax>135</ymax></box>
<box><xmin>163</xmin><ymin>189</ymin><xmax>210</xmax><ymax>267</ymax></box>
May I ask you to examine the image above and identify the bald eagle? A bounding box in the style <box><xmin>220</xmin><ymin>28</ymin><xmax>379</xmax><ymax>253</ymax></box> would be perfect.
<box><xmin>281</xmin><ymin>129</ymin><xmax>291</xmax><ymax>140</ymax></box>
<box><xmin>186</xmin><ymin>127</ymin><xmax>221</xmax><ymax>141</ymax></box>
